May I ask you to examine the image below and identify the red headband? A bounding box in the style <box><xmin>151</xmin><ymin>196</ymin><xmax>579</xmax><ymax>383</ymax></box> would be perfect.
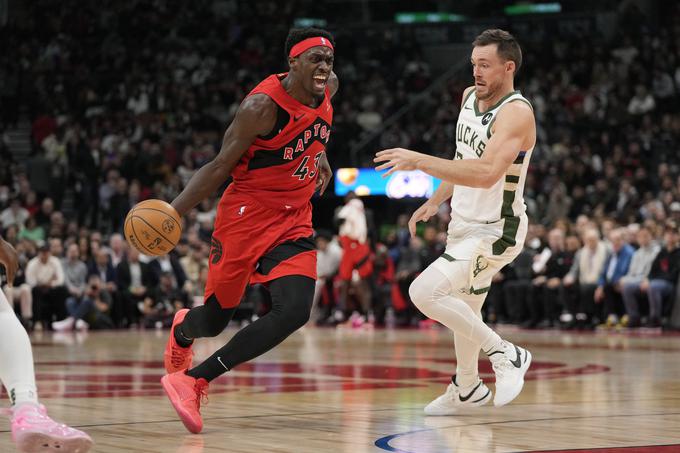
<box><xmin>289</xmin><ymin>37</ymin><xmax>334</xmax><ymax>58</ymax></box>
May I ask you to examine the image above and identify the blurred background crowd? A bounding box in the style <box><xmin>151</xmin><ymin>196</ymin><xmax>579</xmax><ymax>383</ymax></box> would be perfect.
<box><xmin>1</xmin><ymin>0</ymin><xmax>679</xmax><ymax>332</ymax></box>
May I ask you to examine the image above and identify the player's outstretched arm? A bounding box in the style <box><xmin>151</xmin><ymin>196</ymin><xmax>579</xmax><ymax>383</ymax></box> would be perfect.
<box><xmin>171</xmin><ymin>94</ymin><xmax>277</xmax><ymax>216</ymax></box>
<box><xmin>403</xmin><ymin>86</ymin><xmax>473</xmax><ymax>237</ymax></box>
<box><xmin>374</xmin><ymin>101</ymin><xmax>534</xmax><ymax>188</ymax></box>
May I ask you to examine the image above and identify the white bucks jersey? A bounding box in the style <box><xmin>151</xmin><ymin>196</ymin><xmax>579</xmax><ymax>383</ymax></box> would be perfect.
<box><xmin>450</xmin><ymin>89</ymin><xmax>533</xmax><ymax>254</ymax></box>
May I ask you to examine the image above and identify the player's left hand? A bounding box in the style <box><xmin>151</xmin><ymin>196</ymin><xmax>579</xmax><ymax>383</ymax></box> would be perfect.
<box><xmin>315</xmin><ymin>152</ymin><xmax>332</xmax><ymax>195</ymax></box>
<box><xmin>374</xmin><ymin>148</ymin><xmax>423</xmax><ymax>177</ymax></box>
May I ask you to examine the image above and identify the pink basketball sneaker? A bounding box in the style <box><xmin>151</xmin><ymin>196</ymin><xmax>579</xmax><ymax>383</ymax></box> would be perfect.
<box><xmin>8</xmin><ymin>403</ymin><xmax>93</xmax><ymax>453</ymax></box>
<box><xmin>161</xmin><ymin>371</ymin><xmax>209</xmax><ymax>434</ymax></box>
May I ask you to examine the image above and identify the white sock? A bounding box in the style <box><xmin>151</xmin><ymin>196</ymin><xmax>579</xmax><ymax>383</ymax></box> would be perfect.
<box><xmin>410</xmin><ymin>265</ymin><xmax>504</xmax><ymax>366</ymax></box>
<box><xmin>0</xmin><ymin>290</ymin><xmax>39</xmax><ymax>406</ymax></box>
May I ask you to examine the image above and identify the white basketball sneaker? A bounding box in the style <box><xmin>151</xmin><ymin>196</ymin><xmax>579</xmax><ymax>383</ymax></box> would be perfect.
<box><xmin>487</xmin><ymin>341</ymin><xmax>532</xmax><ymax>407</ymax></box>
<box><xmin>424</xmin><ymin>375</ymin><xmax>492</xmax><ymax>416</ymax></box>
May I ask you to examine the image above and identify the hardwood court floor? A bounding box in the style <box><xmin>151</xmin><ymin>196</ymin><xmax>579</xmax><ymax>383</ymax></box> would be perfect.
<box><xmin>2</xmin><ymin>325</ymin><xmax>680</xmax><ymax>452</ymax></box>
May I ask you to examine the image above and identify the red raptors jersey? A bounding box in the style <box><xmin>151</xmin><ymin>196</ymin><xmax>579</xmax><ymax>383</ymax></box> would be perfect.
<box><xmin>227</xmin><ymin>73</ymin><xmax>333</xmax><ymax>209</ymax></box>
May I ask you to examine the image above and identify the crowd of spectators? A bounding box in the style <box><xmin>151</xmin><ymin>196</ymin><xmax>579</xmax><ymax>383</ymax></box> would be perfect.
<box><xmin>1</xmin><ymin>2</ymin><xmax>679</xmax><ymax>331</ymax></box>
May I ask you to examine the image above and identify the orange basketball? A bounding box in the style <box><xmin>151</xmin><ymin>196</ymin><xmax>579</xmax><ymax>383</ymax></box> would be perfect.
<box><xmin>124</xmin><ymin>199</ymin><xmax>182</xmax><ymax>256</ymax></box>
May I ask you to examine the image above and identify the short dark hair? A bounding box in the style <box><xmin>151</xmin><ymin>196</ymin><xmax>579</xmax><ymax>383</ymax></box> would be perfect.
<box><xmin>285</xmin><ymin>27</ymin><xmax>335</xmax><ymax>59</ymax></box>
<box><xmin>472</xmin><ymin>29</ymin><xmax>522</xmax><ymax>74</ymax></box>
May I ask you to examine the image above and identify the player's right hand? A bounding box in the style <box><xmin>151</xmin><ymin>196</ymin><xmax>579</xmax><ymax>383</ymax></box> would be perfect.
<box><xmin>0</xmin><ymin>238</ymin><xmax>19</xmax><ymax>286</ymax></box>
<box><xmin>408</xmin><ymin>203</ymin><xmax>439</xmax><ymax>237</ymax></box>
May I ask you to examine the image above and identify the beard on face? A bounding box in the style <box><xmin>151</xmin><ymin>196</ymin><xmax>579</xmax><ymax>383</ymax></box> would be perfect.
<box><xmin>475</xmin><ymin>79</ymin><xmax>501</xmax><ymax>101</ymax></box>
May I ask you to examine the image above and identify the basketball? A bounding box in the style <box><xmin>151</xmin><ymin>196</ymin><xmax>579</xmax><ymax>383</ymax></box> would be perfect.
<box><xmin>124</xmin><ymin>199</ymin><xmax>182</xmax><ymax>256</ymax></box>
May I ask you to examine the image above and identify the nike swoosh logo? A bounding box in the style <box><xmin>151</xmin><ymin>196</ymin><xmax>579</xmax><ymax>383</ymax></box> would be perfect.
<box><xmin>472</xmin><ymin>388</ymin><xmax>491</xmax><ymax>403</ymax></box>
<box><xmin>294</xmin><ymin>114</ymin><xmax>305</xmax><ymax>121</ymax></box>
<box><xmin>464</xmin><ymin>106</ymin><xmax>472</xmax><ymax>110</ymax></box>
<box><xmin>458</xmin><ymin>381</ymin><xmax>482</xmax><ymax>402</ymax></box>
<box><xmin>217</xmin><ymin>356</ymin><xmax>229</xmax><ymax>371</ymax></box>
<box><xmin>509</xmin><ymin>345</ymin><xmax>522</xmax><ymax>368</ymax></box>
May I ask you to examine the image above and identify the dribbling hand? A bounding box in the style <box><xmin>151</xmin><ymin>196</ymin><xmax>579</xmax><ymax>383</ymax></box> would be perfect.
<box><xmin>408</xmin><ymin>203</ymin><xmax>439</xmax><ymax>237</ymax></box>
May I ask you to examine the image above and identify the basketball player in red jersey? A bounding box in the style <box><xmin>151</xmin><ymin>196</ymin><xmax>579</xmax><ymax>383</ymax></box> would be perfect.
<box><xmin>160</xmin><ymin>28</ymin><xmax>337</xmax><ymax>433</ymax></box>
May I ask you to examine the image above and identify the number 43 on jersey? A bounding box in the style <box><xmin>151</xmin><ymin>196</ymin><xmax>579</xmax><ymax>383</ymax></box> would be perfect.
<box><xmin>292</xmin><ymin>151</ymin><xmax>324</xmax><ymax>180</ymax></box>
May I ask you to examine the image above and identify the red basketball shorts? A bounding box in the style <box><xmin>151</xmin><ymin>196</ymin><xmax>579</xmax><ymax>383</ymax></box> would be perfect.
<box><xmin>338</xmin><ymin>235</ymin><xmax>373</xmax><ymax>280</ymax></box>
<box><xmin>204</xmin><ymin>193</ymin><xmax>316</xmax><ymax>308</ymax></box>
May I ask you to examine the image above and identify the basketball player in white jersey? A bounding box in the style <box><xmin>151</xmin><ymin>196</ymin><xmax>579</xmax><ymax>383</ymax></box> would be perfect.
<box><xmin>0</xmin><ymin>236</ymin><xmax>92</xmax><ymax>452</ymax></box>
<box><xmin>375</xmin><ymin>29</ymin><xmax>535</xmax><ymax>414</ymax></box>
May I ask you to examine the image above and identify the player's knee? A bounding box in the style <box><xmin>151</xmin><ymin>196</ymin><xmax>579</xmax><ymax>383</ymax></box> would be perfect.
<box><xmin>270</xmin><ymin>275</ymin><xmax>314</xmax><ymax>330</ymax></box>
<box><xmin>409</xmin><ymin>275</ymin><xmax>436</xmax><ymax>314</ymax></box>
<box><xmin>183</xmin><ymin>295</ymin><xmax>235</xmax><ymax>338</ymax></box>
<box><xmin>206</xmin><ymin>304</ymin><xmax>236</xmax><ymax>336</ymax></box>
<box><xmin>290</xmin><ymin>308</ymin><xmax>311</xmax><ymax>330</ymax></box>
<box><xmin>409</xmin><ymin>267</ymin><xmax>458</xmax><ymax>316</ymax></box>
<box><xmin>408</xmin><ymin>276</ymin><xmax>425</xmax><ymax>305</ymax></box>
<box><xmin>280</xmin><ymin>298</ymin><xmax>312</xmax><ymax>331</ymax></box>
<box><xmin>202</xmin><ymin>317</ymin><xmax>230</xmax><ymax>337</ymax></box>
